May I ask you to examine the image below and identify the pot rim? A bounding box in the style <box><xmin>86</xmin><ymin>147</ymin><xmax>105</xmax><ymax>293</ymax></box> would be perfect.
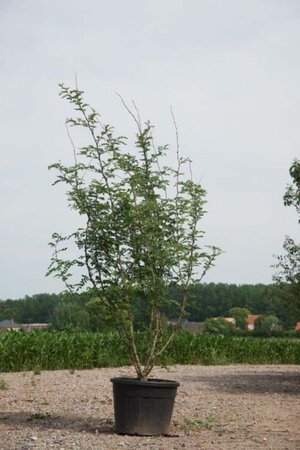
<box><xmin>110</xmin><ymin>376</ymin><xmax>180</xmax><ymax>388</ymax></box>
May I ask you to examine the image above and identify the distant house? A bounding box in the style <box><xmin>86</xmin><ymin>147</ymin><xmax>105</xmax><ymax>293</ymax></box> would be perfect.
<box><xmin>181</xmin><ymin>320</ymin><xmax>205</xmax><ymax>333</ymax></box>
<box><xmin>224</xmin><ymin>317</ymin><xmax>236</xmax><ymax>325</ymax></box>
<box><xmin>0</xmin><ymin>319</ymin><xmax>21</xmax><ymax>332</ymax></box>
<box><xmin>0</xmin><ymin>319</ymin><xmax>50</xmax><ymax>332</ymax></box>
<box><xmin>168</xmin><ymin>318</ymin><xmax>183</xmax><ymax>329</ymax></box>
<box><xmin>168</xmin><ymin>319</ymin><xmax>205</xmax><ymax>333</ymax></box>
<box><xmin>212</xmin><ymin>317</ymin><xmax>236</xmax><ymax>324</ymax></box>
<box><xmin>295</xmin><ymin>322</ymin><xmax>300</xmax><ymax>332</ymax></box>
<box><xmin>246</xmin><ymin>315</ymin><xmax>260</xmax><ymax>331</ymax></box>
<box><xmin>21</xmin><ymin>323</ymin><xmax>50</xmax><ymax>332</ymax></box>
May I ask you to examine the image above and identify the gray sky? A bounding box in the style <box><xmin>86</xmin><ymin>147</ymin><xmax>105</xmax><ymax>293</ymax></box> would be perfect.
<box><xmin>0</xmin><ymin>0</ymin><xmax>299</xmax><ymax>299</ymax></box>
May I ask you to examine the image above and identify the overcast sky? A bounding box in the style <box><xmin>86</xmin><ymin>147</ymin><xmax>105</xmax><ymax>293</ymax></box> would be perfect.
<box><xmin>0</xmin><ymin>0</ymin><xmax>299</xmax><ymax>299</ymax></box>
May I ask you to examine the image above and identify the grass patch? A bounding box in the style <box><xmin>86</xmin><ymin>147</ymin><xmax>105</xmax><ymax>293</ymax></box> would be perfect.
<box><xmin>184</xmin><ymin>415</ymin><xmax>220</xmax><ymax>429</ymax></box>
<box><xmin>0</xmin><ymin>379</ymin><xmax>8</xmax><ymax>390</ymax></box>
<box><xmin>27</xmin><ymin>412</ymin><xmax>50</xmax><ymax>421</ymax></box>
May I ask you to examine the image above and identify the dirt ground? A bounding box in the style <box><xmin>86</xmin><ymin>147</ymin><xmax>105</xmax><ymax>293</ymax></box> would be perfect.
<box><xmin>0</xmin><ymin>364</ymin><xmax>299</xmax><ymax>450</ymax></box>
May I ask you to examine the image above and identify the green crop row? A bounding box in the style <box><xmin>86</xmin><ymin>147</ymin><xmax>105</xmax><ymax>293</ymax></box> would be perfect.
<box><xmin>0</xmin><ymin>330</ymin><xmax>129</xmax><ymax>372</ymax></box>
<box><xmin>0</xmin><ymin>330</ymin><xmax>299</xmax><ymax>372</ymax></box>
<box><xmin>163</xmin><ymin>332</ymin><xmax>300</xmax><ymax>365</ymax></box>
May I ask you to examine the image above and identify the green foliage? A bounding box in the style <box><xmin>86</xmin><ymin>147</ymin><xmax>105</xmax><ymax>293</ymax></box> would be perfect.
<box><xmin>0</xmin><ymin>282</ymin><xmax>296</xmax><ymax>330</ymax></box>
<box><xmin>273</xmin><ymin>238</ymin><xmax>300</xmax><ymax>322</ymax></box>
<box><xmin>228</xmin><ymin>307</ymin><xmax>250</xmax><ymax>330</ymax></box>
<box><xmin>28</xmin><ymin>413</ymin><xmax>51</xmax><ymax>421</ymax></box>
<box><xmin>47</xmin><ymin>84</ymin><xmax>220</xmax><ymax>379</ymax></box>
<box><xmin>273</xmin><ymin>159</ymin><xmax>300</xmax><ymax>324</ymax></box>
<box><xmin>166</xmin><ymin>331</ymin><xmax>300</xmax><ymax>365</ymax></box>
<box><xmin>1</xmin><ymin>282</ymin><xmax>297</xmax><ymax>331</ymax></box>
<box><xmin>0</xmin><ymin>330</ymin><xmax>299</xmax><ymax>372</ymax></box>
<box><xmin>203</xmin><ymin>317</ymin><xmax>237</xmax><ymax>336</ymax></box>
<box><xmin>0</xmin><ymin>293</ymin><xmax>60</xmax><ymax>324</ymax></box>
<box><xmin>283</xmin><ymin>159</ymin><xmax>300</xmax><ymax>214</ymax></box>
<box><xmin>253</xmin><ymin>315</ymin><xmax>284</xmax><ymax>337</ymax></box>
<box><xmin>0</xmin><ymin>330</ymin><xmax>129</xmax><ymax>372</ymax></box>
<box><xmin>184</xmin><ymin>415</ymin><xmax>220</xmax><ymax>429</ymax></box>
<box><xmin>171</xmin><ymin>283</ymin><xmax>286</xmax><ymax>325</ymax></box>
<box><xmin>51</xmin><ymin>300</ymin><xmax>90</xmax><ymax>330</ymax></box>
<box><xmin>32</xmin><ymin>366</ymin><xmax>42</xmax><ymax>375</ymax></box>
<box><xmin>286</xmin><ymin>329</ymin><xmax>300</xmax><ymax>338</ymax></box>
<box><xmin>0</xmin><ymin>379</ymin><xmax>8</xmax><ymax>390</ymax></box>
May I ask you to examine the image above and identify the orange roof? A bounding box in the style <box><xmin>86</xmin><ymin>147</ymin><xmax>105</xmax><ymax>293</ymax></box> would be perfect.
<box><xmin>247</xmin><ymin>315</ymin><xmax>260</xmax><ymax>325</ymax></box>
<box><xmin>295</xmin><ymin>322</ymin><xmax>300</xmax><ymax>331</ymax></box>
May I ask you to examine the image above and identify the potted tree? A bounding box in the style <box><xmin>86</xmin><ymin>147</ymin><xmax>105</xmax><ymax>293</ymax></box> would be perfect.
<box><xmin>47</xmin><ymin>83</ymin><xmax>220</xmax><ymax>435</ymax></box>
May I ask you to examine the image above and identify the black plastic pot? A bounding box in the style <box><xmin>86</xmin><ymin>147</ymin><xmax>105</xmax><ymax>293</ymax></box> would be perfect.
<box><xmin>110</xmin><ymin>377</ymin><xmax>180</xmax><ymax>435</ymax></box>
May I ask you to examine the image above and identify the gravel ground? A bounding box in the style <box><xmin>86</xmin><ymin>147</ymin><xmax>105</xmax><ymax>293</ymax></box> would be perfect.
<box><xmin>0</xmin><ymin>364</ymin><xmax>299</xmax><ymax>450</ymax></box>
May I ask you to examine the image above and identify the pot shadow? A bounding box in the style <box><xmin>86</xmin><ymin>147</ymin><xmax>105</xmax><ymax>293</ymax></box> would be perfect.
<box><xmin>181</xmin><ymin>371</ymin><xmax>300</xmax><ymax>395</ymax></box>
<box><xmin>0</xmin><ymin>412</ymin><xmax>115</xmax><ymax>435</ymax></box>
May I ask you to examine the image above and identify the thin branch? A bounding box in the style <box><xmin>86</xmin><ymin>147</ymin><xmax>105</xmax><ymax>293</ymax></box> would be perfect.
<box><xmin>116</xmin><ymin>92</ymin><xmax>142</xmax><ymax>133</ymax></box>
<box><xmin>132</xmin><ymin>99</ymin><xmax>142</xmax><ymax>132</ymax></box>
<box><xmin>65</xmin><ymin>123</ymin><xmax>78</xmax><ymax>166</ymax></box>
<box><xmin>75</xmin><ymin>73</ymin><xmax>79</xmax><ymax>90</ymax></box>
<box><xmin>170</xmin><ymin>106</ymin><xmax>179</xmax><ymax>161</ymax></box>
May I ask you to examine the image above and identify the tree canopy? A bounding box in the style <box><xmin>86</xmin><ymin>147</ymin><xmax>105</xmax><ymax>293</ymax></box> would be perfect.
<box><xmin>273</xmin><ymin>159</ymin><xmax>300</xmax><ymax>322</ymax></box>
<box><xmin>0</xmin><ymin>282</ymin><xmax>296</xmax><ymax>330</ymax></box>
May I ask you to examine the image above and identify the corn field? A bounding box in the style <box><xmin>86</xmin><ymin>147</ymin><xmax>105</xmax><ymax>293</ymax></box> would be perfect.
<box><xmin>0</xmin><ymin>330</ymin><xmax>299</xmax><ymax>372</ymax></box>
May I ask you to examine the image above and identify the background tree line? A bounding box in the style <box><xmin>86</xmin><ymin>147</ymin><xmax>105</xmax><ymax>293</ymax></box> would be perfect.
<box><xmin>0</xmin><ymin>282</ymin><xmax>298</xmax><ymax>332</ymax></box>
